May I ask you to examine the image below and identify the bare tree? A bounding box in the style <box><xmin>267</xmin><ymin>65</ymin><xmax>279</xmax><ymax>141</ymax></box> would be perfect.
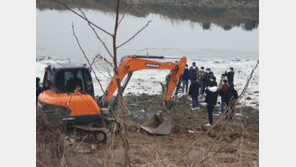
<box><xmin>52</xmin><ymin>0</ymin><xmax>152</xmax><ymax>166</ymax></box>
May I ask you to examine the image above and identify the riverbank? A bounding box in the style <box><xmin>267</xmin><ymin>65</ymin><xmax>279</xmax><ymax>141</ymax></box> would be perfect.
<box><xmin>37</xmin><ymin>0</ymin><xmax>258</xmax><ymax>30</ymax></box>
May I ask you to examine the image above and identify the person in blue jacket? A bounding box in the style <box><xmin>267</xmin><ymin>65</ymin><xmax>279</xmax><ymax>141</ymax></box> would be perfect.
<box><xmin>182</xmin><ymin>64</ymin><xmax>189</xmax><ymax>93</ymax></box>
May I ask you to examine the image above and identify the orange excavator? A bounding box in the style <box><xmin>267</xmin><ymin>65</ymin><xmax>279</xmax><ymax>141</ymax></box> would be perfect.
<box><xmin>38</xmin><ymin>55</ymin><xmax>186</xmax><ymax>142</ymax></box>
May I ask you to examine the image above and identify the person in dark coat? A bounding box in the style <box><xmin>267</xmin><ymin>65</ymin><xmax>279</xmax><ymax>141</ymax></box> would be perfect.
<box><xmin>204</xmin><ymin>71</ymin><xmax>217</xmax><ymax>88</ymax></box>
<box><xmin>209</xmin><ymin>72</ymin><xmax>217</xmax><ymax>85</ymax></box>
<box><xmin>220</xmin><ymin>85</ymin><xmax>238</xmax><ymax>119</ymax></box>
<box><xmin>202</xmin><ymin>68</ymin><xmax>211</xmax><ymax>93</ymax></box>
<box><xmin>225</xmin><ymin>67</ymin><xmax>235</xmax><ymax>86</ymax></box>
<box><xmin>223</xmin><ymin>85</ymin><xmax>238</xmax><ymax>107</ymax></box>
<box><xmin>197</xmin><ymin>66</ymin><xmax>205</xmax><ymax>94</ymax></box>
<box><xmin>36</xmin><ymin>77</ymin><xmax>43</xmax><ymax>105</ymax></box>
<box><xmin>189</xmin><ymin>62</ymin><xmax>199</xmax><ymax>81</ymax></box>
<box><xmin>205</xmin><ymin>82</ymin><xmax>219</xmax><ymax>126</ymax></box>
<box><xmin>188</xmin><ymin>76</ymin><xmax>201</xmax><ymax>109</ymax></box>
<box><xmin>182</xmin><ymin>64</ymin><xmax>189</xmax><ymax>93</ymax></box>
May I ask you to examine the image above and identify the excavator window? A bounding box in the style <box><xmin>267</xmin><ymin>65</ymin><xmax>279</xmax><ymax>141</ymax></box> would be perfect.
<box><xmin>54</xmin><ymin>69</ymin><xmax>93</xmax><ymax>96</ymax></box>
<box><xmin>66</xmin><ymin>70</ymin><xmax>84</xmax><ymax>92</ymax></box>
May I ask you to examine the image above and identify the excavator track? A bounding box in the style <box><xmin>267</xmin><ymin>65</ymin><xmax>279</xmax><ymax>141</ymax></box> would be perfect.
<box><xmin>70</xmin><ymin>125</ymin><xmax>111</xmax><ymax>143</ymax></box>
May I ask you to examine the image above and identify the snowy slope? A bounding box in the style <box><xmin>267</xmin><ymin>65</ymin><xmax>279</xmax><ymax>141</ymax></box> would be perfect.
<box><xmin>36</xmin><ymin>56</ymin><xmax>259</xmax><ymax>109</ymax></box>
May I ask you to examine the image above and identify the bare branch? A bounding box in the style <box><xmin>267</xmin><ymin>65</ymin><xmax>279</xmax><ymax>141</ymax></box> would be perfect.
<box><xmin>117</xmin><ymin>20</ymin><xmax>152</xmax><ymax>48</ymax></box>
<box><xmin>96</xmin><ymin>54</ymin><xmax>114</xmax><ymax>67</ymax></box>
<box><xmin>76</xmin><ymin>7</ymin><xmax>114</xmax><ymax>58</ymax></box>
<box><xmin>118</xmin><ymin>4</ymin><xmax>131</xmax><ymax>26</ymax></box>
<box><xmin>193</xmin><ymin>119</ymin><xmax>254</xmax><ymax>167</ymax></box>
<box><xmin>36</xmin><ymin>159</ymin><xmax>48</xmax><ymax>167</ymax></box>
<box><xmin>71</xmin><ymin>23</ymin><xmax>105</xmax><ymax>94</ymax></box>
<box><xmin>52</xmin><ymin>0</ymin><xmax>113</xmax><ymax>36</ymax></box>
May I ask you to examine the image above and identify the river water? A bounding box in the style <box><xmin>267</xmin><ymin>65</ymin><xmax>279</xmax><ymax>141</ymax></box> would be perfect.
<box><xmin>37</xmin><ymin>9</ymin><xmax>258</xmax><ymax>61</ymax></box>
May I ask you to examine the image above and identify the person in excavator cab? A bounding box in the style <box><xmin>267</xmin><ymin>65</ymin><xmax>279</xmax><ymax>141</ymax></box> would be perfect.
<box><xmin>66</xmin><ymin>71</ymin><xmax>83</xmax><ymax>92</ymax></box>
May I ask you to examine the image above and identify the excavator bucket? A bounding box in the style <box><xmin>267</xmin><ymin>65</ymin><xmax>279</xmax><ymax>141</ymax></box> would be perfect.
<box><xmin>141</xmin><ymin>113</ymin><xmax>172</xmax><ymax>135</ymax></box>
<box><xmin>140</xmin><ymin>82</ymin><xmax>174</xmax><ymax>135</ymax></box>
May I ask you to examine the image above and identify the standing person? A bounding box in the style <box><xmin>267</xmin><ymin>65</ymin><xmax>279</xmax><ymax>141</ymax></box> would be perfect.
<box><xmin>205</xmin><ymin>82</ymin><xmax>219</xmax><ymax>126</ymax></box>
<box><xmin>36</xmin><ymin>77</ymin><xmax>43</xmax><ymax>105</ymax></box>
<box><xmin>182</xmin><ymin>64</ymin><xmax>189</xmax><ymax>93</ymax></box>
<box><xmin>189</xmin><ymin>62</ymin><xmax>199</xmax><ymax>82</ymax></box>
<box><xmin>223</xmin><ymin>85</ymin><xmax>238</xmax><ymax>109</ymax></box>
<box><xmin>188</xmin><ymin>76</ymin><xmax>201</xmax><ymax>110</ymax></box>
<box><xmin>218</xmin><ymin>74</ymin><xmax>228</xmax><ymax>88</ymax></box>
<box><xmin>219</xmin><ymin>80</ymin><xmax>230</xmax><ymax>114</ymax></box>
<box><xmin>202</xmin><ymin>68</ymin><xmax>211</xmax><ymax>93</ymax></box>
<box><xmin>197</xmin><ymin>66</ymin><xmax>205</xmax><ymax>94</ymax></box>
<box><xmin>225</xmin><ymin>67</ymin><xmax>235</xmax><ymax>86</ymax></box>
<box><xmin>209</xmin><ymin>71</ymin><xmax>217</xmax><ymax>85</ymax></box>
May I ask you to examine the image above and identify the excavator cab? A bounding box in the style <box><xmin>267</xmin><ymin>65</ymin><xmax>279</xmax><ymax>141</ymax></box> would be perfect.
<box><xmin>42</xmin><ymin>63</ymin><xmax>94</xmax><ymax>97</ymax></box>
<box><xmin>37</xmin><ymin>63</ymin><xmax>103</xmax><ymax>125</ymax></box>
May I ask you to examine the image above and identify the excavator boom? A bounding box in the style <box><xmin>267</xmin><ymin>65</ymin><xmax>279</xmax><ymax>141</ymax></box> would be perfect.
<box><xmin>102</xmin><ymin>56</ymin><xmax>187</xmax><ymax>106</ymax></box>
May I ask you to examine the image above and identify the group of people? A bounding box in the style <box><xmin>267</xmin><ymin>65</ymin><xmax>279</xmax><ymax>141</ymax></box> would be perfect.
<box><xmin>182</xmin><ymin>62</ymin><xmax>238</xmax><ymax>126</ymax></box>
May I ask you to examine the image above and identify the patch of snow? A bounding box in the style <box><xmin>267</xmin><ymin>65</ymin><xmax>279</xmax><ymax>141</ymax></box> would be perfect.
<box><xmin>36</xmin><ymin>56</ymin><xmax>259</xmax><ymax>109</ymax></box>
<box><xmin>188</xmin><ymin>130</ymin><xmax>194</xmax><ymax>133</ymax></box>
<box><xmin>235</xmin><ymin>113</ymin><xmax>243</xmax><ymax>116</ymax></box>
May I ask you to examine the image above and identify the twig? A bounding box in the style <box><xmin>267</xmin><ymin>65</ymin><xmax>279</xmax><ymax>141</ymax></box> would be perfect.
<box><xmin>74</xmin><ymin>135</ymin><xmax>88</xmax><ymax>151</ymax></box>
<box><xmin>193</xmin><ymin>119</ymin><xmax>254</xmax><ymax>167</ymax></box>
<box><xmin>239</xmin><ymin>123</ymin><xmax>245</xmax><ymax>163</ymax></box>
<box><xmin>36</xmin><ymin>159</ymin><xmax>48</xmax><ymax>167</ymax></box>
<box><xmin>118</xmin><ymin>4</ymin><xmax>131</xmax><ymax>26</ymax></box>
<box><xmin>154</xmin><ymin>136</ymin><xmax>166</xmax><ymax>167</ymax></box>
<box><xmin>141</xmin><ymin>160</ymin><xmax>166</xmax><ymax>167</ymax></box>
<box><xmin>203</xmin><ymin>120</ymin><xmax>230</xmax><ymax>158</ymax></box>
<box><xmin>72</xmin><ymin>23</ymin><xmax>105</xmax><ymax>94</ymax></box>
<box><xmin>96</xmin><ymin>54</ymin><xmax>114</xmax><ymax>67</ymax></box>
<box><xmin>117</xmin><ymin>20</ymin><xmax>152</xmax><ymax>48</ymax></box>
<box><xmin>201</xmin><ymin>104</ymin><xmax>246</xmax><ymax>161</ymax></box>
<box><xmin>76</xmin><ymin>7</ymin><xmax>114</xmax><ymax>58</ymax></box>
<box><xmin>52</xmin><ymin>0</ymin><xmax>113</xmax><ymax>36</ymax></box>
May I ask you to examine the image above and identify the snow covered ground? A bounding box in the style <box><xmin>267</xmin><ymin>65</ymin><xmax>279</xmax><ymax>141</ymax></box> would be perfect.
<box><xmin>36</xmin><ymin>56</ymin><xmax>259</xmax><ymax>109</ymax></box>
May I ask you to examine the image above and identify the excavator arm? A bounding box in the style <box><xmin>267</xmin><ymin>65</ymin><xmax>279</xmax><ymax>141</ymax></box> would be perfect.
<box><xmin>101</xmin><ymin>55</ymin><xmax>187</xmax><ymax>106</ymax></box>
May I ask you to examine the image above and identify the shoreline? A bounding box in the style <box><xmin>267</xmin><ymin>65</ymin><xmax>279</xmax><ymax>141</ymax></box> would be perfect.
<box><xmin>37</xmin><ymin>0</ymin><xmax>259</xmax><ymax>30</ymax></box>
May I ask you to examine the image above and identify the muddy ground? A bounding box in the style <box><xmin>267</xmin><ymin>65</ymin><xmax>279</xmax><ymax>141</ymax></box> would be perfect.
<box><xmin>125</xmin><ymin>94</ymin><xmax>259</xmax><ymax>132</ymax></box>
<box><xmin>38</xmin><ymin>94</ymin><xmax>258</xmax><ymax>167</ymax></box>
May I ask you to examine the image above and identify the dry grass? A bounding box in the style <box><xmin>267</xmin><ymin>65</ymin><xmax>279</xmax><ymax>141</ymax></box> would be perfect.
<box><xmin>36</xmin><ymin>99</ymin><xmax>259</xmax><ymax>167</ymax></box>
<box><xmin>88</xmin><ymin>122</ymin><xmax>258</xmax><ymax>167</ymax></box>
